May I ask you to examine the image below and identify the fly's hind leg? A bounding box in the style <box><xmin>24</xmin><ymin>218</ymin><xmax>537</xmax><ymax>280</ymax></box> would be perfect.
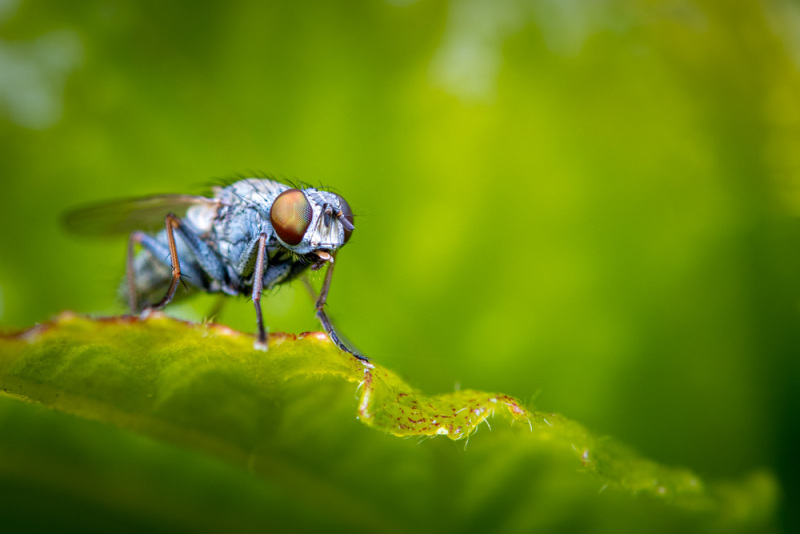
<box><xmin>127</xmin><ymin>230</ymin><xmax>182</xmax><ymax>314</ymax></box>
<box><xmin>128</xmin><ymin>213</ymin><xmax>225</xmax><ymax>314</ymax></box>
<box><xmin>152</xmin><ymin>213</ymin><xmax>183</xmax><ymax>311</ymax></box>
<box><xmin>125</xmin><ymin>214</ymin><xmax>184</xmax><ymax>315</ymax></box>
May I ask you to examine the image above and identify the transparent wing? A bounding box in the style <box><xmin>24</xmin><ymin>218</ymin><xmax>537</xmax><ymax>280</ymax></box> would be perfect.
<box><xmin>62</xmin><ymin>194</ymin><xmax>216</xmax><ymax>236</ymax></box>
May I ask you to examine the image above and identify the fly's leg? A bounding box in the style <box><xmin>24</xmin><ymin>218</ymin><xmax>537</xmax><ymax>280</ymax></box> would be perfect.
<box><xmin>151</xmin><ymin>213</ymin><xmax>183</xmax><ymax>310</ymax></box>
<box><xmin>312</xmin><ymin>253</ymin><xmax>369</xmax><ymax>361</ymax></box>
<box><xmin>128</xmin><ymin>230</ymin><xmax>202</xmax><ymax>312</ymax></box>
<box><xmin>252</xmin><ymin>233</ymin><xmax>269</xmax><ymax>349</ymax></box>
<box><xmin>129</xmin><ymin>213</ymin><xmax>225</xmax><ymax>313</ymax></box>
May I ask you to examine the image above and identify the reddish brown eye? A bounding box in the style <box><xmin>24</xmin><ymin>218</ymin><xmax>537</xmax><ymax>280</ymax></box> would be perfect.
<box><xmin>336</xmin><ymin>194</ymin><xmax>354</xmax><ymax>243</ymax></box>
<box><xmin>270</xmin><ymin>189</ymin><xmax>312</xmax><ymax>246</ymax></box>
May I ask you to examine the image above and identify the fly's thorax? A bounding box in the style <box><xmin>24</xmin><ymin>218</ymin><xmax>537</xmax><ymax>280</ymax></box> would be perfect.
<box><xmin>212</xmin><ymin>205</ymin><xmax>270</xmax><ymax>271</ymax></box>
<box><xmin>221</xmin><ymin>178</ymin><xmax>288</xmax><ymax>207</ymax></box>
<box><xmin>210</xmin><ymin>179</ymin><xmax>285</xmax><ymax>258</ymax></box>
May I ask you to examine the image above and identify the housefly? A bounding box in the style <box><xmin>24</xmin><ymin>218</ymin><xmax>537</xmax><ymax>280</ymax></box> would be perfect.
<box><xmin>63</xmin><ymin>178</ymin><xmax>366</xmax><ymax>360</ymax></box>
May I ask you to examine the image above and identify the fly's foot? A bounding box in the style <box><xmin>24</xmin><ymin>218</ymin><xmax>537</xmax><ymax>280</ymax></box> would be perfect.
<box><xmin>254</xmin><ymin>325</ymin><xmax>269</xmax><ymax>352</ymax></box>
<box><xmin>349</xmin><ymin>350</ymin><xmax>372</xmax><ymax>364</ymax></box>
<box><xmin>353</xmin><ymin>353</ymin><xmax>373</xmax><ymax>367</ymax></box>
<box><xmin>333</xmin><ymin>338</ymin><xmax>371</xmax><ymax>364</ymax></box>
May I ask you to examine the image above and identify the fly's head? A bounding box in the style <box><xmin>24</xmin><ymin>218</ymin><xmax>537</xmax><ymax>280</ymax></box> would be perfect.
<box><xmin>269</xmin><ymin>187</ymin><xmax>354</xmax><ymax>262</ymax></box>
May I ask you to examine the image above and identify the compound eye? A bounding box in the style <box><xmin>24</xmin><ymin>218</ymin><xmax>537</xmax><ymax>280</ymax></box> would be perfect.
<box><xmin>336</xmin><ymin>194</ymin><xmax>354</xmax><ymax>243</ymax></box>
<box><xmin>270</xmin><ymin>189</ymin><xmax>312</xmax><ymax>246</ymax></box>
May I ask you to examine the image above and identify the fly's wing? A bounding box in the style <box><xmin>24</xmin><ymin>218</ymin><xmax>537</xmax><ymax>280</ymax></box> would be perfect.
<box><xmin>62</xmin><ymin>194</ymin><xmax>216</xmax><ymax>236</ymax></box>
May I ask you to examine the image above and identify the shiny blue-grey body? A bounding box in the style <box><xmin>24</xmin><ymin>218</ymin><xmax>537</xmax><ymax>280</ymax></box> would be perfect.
<box><xmin>128</xmin><ymin>178</ymin><xmax>349</xmax><ymax>307</ymax></box>
<box><xmin>65</xmin><ymin>176</ymin><xmax>361</xmax><ymax>358</ymax></box>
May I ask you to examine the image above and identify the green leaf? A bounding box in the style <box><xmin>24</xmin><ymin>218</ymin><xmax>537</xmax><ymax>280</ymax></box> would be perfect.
<box><xmin>0</xmin><ymin>313</ymin><xmax>778</xmax><ymax>532</ymax></box>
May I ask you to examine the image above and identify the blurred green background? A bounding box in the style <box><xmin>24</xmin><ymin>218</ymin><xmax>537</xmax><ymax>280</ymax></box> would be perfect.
<box><xmin>0</xmin><ymin>0</ymin><xmax>798</xmax><ymax>530</ymax></box>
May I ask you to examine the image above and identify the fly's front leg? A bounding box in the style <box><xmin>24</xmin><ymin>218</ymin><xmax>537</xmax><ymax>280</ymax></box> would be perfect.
<box><xmin>252</xmin><ymin>233</ymin><xmax>269</xmax><ymax>349</ymax></box>
<box><xmin>313</xmin><ymin>253</ymin><xmax>369</xmax><ymax>361</ymax></box>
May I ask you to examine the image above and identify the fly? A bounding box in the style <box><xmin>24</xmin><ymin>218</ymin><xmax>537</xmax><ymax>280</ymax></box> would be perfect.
<box><xmin>63</xmin><ymin>178</ymin><xmax>366</xmax><ymax>360</ymax></box>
